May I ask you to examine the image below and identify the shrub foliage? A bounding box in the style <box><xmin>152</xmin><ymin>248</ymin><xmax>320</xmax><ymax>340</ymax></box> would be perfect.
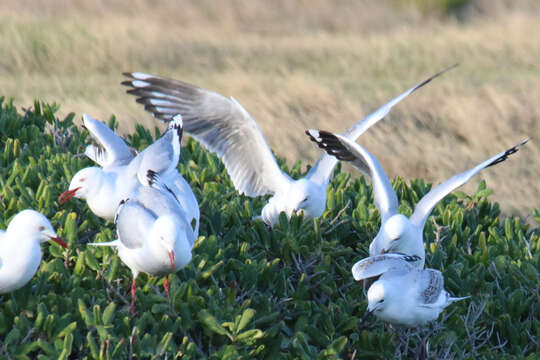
<box><xmin>0</xmin><ymin>98</ymin><xmax>538</xmax><ymax>359</ymax></box>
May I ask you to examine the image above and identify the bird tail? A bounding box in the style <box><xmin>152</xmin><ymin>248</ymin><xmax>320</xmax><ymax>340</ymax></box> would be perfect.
<box><xmin>87</xmin><ymin>240</ymin><xmax>120</xmax><ymax>247</ymax></box>
<box><xmin>448</xmin><ymin>295</ymin><xmax>471</xmax><ymax>304</ymax></box>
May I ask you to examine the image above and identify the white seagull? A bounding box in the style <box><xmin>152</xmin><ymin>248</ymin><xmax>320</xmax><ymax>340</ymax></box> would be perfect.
<box><xmin>89</xmin><ymin>176</ymin><xmax>195</xmax><ymax>315</ymax></box>
<box><xmin>0</xmin><ymin>209</ymin><xmax>67</xmax><ymax>294</ymax></box>
<box><xmin>307</xmin><ymin>129</ymin><xmax>528</xmax><ymax>267</ymax></box>
<box><xmin>59</xmin><ymin>114</ymin><xmax>200</xmax><ymax>235</ymax></box>
<box><xmin>352</xmin><ymin>253</ymin><xmax>468</xmax><ymax>327</ymax></box>
<box><xmin>122</xmin><ymin>66</ymin><xmax>455</xmax><ymax>226</ymax></box>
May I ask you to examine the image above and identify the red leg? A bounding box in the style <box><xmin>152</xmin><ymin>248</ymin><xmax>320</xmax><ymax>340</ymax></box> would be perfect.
<box><xmin>130</xmin><ymin>276</ymin><xmax>137</xmax><ymax>316</ymax></box>
<box><xmin>164</xmin><ymin>276</ymin><xmax>170</xmax><ymax>299</ymax></box>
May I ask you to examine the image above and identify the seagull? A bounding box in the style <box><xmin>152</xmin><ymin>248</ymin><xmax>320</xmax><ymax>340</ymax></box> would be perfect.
<box><xmin>59</xmin><ymin>114</ymin><xmax>200</xmax><ymax>235</ymax></box>
<box><xmin>352</xmin><ymin>253</ymin><xmax>469</xmax><ymax>327</ymax></box>
<box><xmin>122</xmin><ymin>66</ymin><xmax>456</xmax><ymax>226</ymax></box>
<box><xmin>0</xmin><ymin>209</ymin><xmax>67</xmax><ymax>294</ymax></box>
<box><xmin>89</xmin><ymin>175</ymin><xmax>195</xmax><ymax>315</ymax></box>
<box><xmin>307</xmin><ymin>129</ymin><xmax>528</xmax><ymax>267</ymax></box>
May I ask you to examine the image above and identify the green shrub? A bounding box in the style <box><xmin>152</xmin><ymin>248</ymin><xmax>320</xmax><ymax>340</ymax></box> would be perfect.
<box><xmin>0</xmin><ymin>98</ymin><xmax>537</xmax><ymax>359</ymax></box>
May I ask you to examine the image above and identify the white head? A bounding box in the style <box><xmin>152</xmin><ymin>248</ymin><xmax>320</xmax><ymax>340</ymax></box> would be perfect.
<box><xmin>366</xmin><ymin>280</ymin><xmax>391</xmax><ymax>316</ymax></box>
<box><xmin>284</xmin><ymin>178</ymin><xmax>326</xmax><ymax>219</ymax></box>
<box><xmin>7</xmin><ymin>209</ymin><xmax>67</xmax><ymax>248</ymax></box>
<box><xmin>59</xmin><ymin>167</ymin><xmax>104</xmax><ymax>204</ymax></box>
<box><xmin>370</xmin><ymin>214</ymin><xmax>422</xmax><ymax>258</ymax></box>
<box><xmin>151</xmin><ymin>215</ymin><xmax>184</xmax><ymax>270</ymax></box>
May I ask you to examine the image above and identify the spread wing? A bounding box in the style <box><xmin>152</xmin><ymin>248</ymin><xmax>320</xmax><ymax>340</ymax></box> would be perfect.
<box><xmin>122</xmin><ymin>72</ymin><xmax>292</xmax><ymax>196</ymax></box>
<box><xmin>128</xmin><ymin>116</ymin><xmax>183</xmax><ymax>186</ymax></box>
<box><xmin>409</xmin><ymin>138</ymin><xmax>529</xmax><ymax>229</ymax></box>
<box><xmin>351</xmin><ymin>253</ymin><xmax>421</xmax><ymax>281</ymax></box>
<box><xmin>306</xmin><ymin>65</ymin><xmax>457</xmax><ymax>186</ymax></box>
<box><xmin>307</xmin><ymin>130</ymin><xmax>398</xmax><ymax>222</ymax></box>
<box><xmin>82</xmin><ymin>113</ymin><xmax>134</xmax><ymax>167</ymax></box>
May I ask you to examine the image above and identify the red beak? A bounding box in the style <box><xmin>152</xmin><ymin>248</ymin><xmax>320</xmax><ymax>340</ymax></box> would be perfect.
<box><xmin>58</xmin><ymin>187</ymin><xmax>81</xmax><ymax>205</ymax></box>
<box><xmin>50</xmin><ymin>236</ymin><xmax>68</xmax><ymax>248</ymax></box>
<box><xmin>168</xmin><ymin>250</ymin><xmax>175</xmax><ymax>269</ymax></box>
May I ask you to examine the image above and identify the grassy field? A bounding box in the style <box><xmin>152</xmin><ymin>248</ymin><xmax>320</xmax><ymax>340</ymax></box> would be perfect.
<box><xmin>0</xmin><ymin>0</ymin><xmax>538</xmax><ymax>217</ymax></box>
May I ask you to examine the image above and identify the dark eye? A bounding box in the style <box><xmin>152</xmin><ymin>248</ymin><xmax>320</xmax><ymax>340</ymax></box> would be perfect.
<box><xmin>39</xmin><ymin>226</ymin><xmax>45</xmax><ymax>231</ymax></box>
<box><xmin>80</xmin><ymin>178</ymin><xmax>86</xmax><ymax>182</ymax></box>
<box><xmin>379</xmin><ymin>299</ymin><xmax>385</xmax><ymax>303</ymax></box>
<box><xmin>302</xmin><ymin>197</ymin><xmax>308</xmax><ymax>203</ymax></box>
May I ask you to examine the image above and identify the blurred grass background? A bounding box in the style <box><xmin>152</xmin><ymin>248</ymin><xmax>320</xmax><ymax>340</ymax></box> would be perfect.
<box><xmin>0</xmin><ymin>0</ymin><xmax>538</xmax><ymax>217</ymax></box>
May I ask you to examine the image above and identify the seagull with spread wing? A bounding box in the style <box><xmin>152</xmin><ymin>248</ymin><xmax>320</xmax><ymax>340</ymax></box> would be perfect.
<box><xmin>122</xmin><ymin>66</ymin><xmax>455</xmax><ymax>226</ymax></box>
<box><xmin>307</xmin><ymin>129</ymin><xmax>528</xmax><ymax>267</ymax></box>
<box><xmin>59</xmin><ymin>114</ymin><xmax>200</xmax><ymax>235</ymax></box>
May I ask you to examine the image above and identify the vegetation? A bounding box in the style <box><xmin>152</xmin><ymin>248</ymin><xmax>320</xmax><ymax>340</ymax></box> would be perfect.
<box><xmin>0</xmin><ymin>100</ymin><xmax>537</xmax><ymax>359</ymax></box>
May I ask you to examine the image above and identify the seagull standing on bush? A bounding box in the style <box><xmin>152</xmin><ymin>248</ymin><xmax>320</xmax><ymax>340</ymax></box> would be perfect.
<box><xmin>307</xmin><ymin>129</ymin><xmax>528</xmax><ymax>267</ymax></box>
<box><xmin>88</xmin><ymin>124</ymin><xmax>196</xmax><ymax>315</ymax></box>
<box><xmin>59</xmin><ymin>114</ymin><xmax>200</xmax><ymax>235</ymax></box>
<box><xmin>352</xmin><ymin>253</ymin><xmax>469</xmax><ymax>326</ymax></box>
<box><xmin>122</xmin><ymin>66</ymin><xmax>455</xmax><ymax>226</ymax></box>
<box><xmin>0</xmin><ymin>210</ymin><xmax>67</xmax><ymax>293</ymax></box>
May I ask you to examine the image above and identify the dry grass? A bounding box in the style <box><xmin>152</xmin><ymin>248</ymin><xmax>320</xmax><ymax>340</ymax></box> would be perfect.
<box><xmin>0</xmin><ymin>0</ymin><xmax>538</xmax><ymax>217</ymax></box>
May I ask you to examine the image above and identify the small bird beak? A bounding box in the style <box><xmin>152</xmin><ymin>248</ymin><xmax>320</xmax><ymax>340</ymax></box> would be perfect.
<box><xmin>168</xmin><ymin>250</ymin><xmax>175</xmax><ymax>269</ymax></box>
<box><xmin>49</xmin><ymin>235</ymin><xmax>68</xmax><ymax>248</ymax></box>
<box><xmin>58</xmin><ymin>187</ymin><xmax>81</xmax><ymax>205</ymax></box>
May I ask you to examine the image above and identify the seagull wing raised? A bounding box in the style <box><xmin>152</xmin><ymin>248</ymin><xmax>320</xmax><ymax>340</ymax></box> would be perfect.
<box><xmin>122</xmin><ymin>73</ymin><xmax>292</xmax><ymax>196</ymax></box>
<box><xmin>410</xmin><ymin>138</ymin><xmax>529</xmax><ymax>229</ymax></box>
<box><xmin>307</xmin><ymin>65</ymin><xmax>457</xmax><ymax>186</ymax></box>
<box><xmin>82</xmin><ymin>113</ymin><xmax>134</xmax><ymax>167</ymax></box>
<box><xmin>307</xmin><ymin>130</ymin><xmax>398</xmax><ymax>222</ymax></box>
<box><xmin>351</xmin><ymin>253</ymin><xmax>421</xmax><ymax>281</ymax></box>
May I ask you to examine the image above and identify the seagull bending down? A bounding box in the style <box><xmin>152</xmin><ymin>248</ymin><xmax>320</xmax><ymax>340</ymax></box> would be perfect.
<box><xmin>59</xmin><ymin>114</ymin><xmax>199</xmax><ymax>235</ymax></box>
<box><xmin>89</xmin><ymin>173</ymin><xmax>195</xmax><ymax>315</ymax></box>
<box><xmin>352</xmin><ymin>253</ymin><xmax>468</xmax><ymax>326</ymax></box>
<box><xmin>0</xmin><ymin>210</ymin><xmax>67</xmax><ymax>294</ymax></box>
<box><xmin>122</xmin><ymin>66</ymin><xmax>455</xmax><ymax>226</ymax></box>
<box><xmin>307</xmin><ymin>130</ymin><xmax>528</xmax><ymax>267</ymax></box>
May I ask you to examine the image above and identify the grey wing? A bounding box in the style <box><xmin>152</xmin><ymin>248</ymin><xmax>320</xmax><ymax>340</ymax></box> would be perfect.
<box><xmin>417</xmin><ymin>269</ymin><xmax>444</xmax><ymax>305</ymax></box>
<box><xmin>83</xmin><ymin>113</ymin><xmax>134</xmax><ymax>167</ymax></box>
<box><xmin>409</xmin><ymin>138</ymin><xmax>529</xmax><ymax>229</ymax></box>
<box><xmin>115</xmin><ymin>199</ymin><xmax>156</xmax><ymax>249</ymax></box>
<box><xmin>307</xmin><ymin>130</ymin><xmax>398</xmax><ymax>222</ymax></box>
<box><xmin>134</xmin><ymin>186</ymin><xmax>184</xmax><ymax>219</ymax></box>
<box><xmin>351</xmin><ymin>253</ymin><xmax>420</xmax><ymax>281</ymax></box>
<box><xmin>307</xmin><ymin>65</ymin><xmax>457</xmax><ymax>186</ymax></box>
<box><xmin>122</xmin><ymin>73</ymin><xmax>292</xmax><ymax>196</ymax></box>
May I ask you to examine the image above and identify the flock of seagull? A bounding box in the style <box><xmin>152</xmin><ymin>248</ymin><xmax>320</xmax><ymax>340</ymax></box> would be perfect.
<box><xmin>0</xmin><ymin>65</ymin><xmax>528</xmax><ymax>327</ymax></box>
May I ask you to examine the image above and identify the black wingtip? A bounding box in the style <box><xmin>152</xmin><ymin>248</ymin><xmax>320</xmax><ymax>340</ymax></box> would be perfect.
<box><xmin>306</xmin><ymin>129</ymin><xmax>356</xmax><ymax>161</ymax></box>
<box><xmin>146</xmin><ymin>169</ymin><xmax>158</xmax><ymax>185</ymax></box>
<box><xmin>414</xmin><ymin>63</ymin><xmax>459</xmax><ymax>91</ymax></box>
<box><xmin>486</xmin><ymin>138</ymin><xmax>529</xmax><ymax>168</ymax></box>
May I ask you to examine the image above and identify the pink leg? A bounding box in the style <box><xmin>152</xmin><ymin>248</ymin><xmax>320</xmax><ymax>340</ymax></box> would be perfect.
<box><xmin>164</xmin><ymin>276</ymin><xmax>170</xmax><ymax>299</ymax></box>
<box><xmin>130</xmin><ymin>276</ymin><xmax>137</xmax><ymax>316</ymax></box>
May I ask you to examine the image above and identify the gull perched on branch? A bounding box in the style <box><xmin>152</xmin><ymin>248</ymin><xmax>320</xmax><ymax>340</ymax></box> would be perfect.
<box><xmin>122</xmin><ymin>66</ymin><xmax>456</xmax><ymax>226</ymax></box>
<box><xmin>59</xmin><ymin>114</ymin><xmax>200</xmax><ymax>235</ymax></box>
<box><xmin>307</xmin><ymin>129</ymin><xmax>528</xmax><ymax>267</ymax></box>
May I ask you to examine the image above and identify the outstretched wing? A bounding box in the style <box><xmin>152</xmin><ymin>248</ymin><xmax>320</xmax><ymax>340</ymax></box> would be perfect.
<box><xmin>409</xmin><ymin>138</ymin><xmax>529</xmax><ymax>229</ymax></box>
<box><xmin>351</xmin><ymin>253</ymin><xmax>421</xmax><ymax>281</ymax></box>
<box><xmin>307</xmin><ymin>130</ymin><xmax>398</xmax><ymax>222</ymax></box>
<box><xmin>307</xmin><ymin>65</ymin><xmax>457</xmax><ymax>186</ymax></box>
<box><xmin>82</xmin><ymin>113</ymin><xmax>134</xmax><ymax>167</ymax></box>
<box><xmin>128</xmin><ymin>115</ymin><xmax>183</xmax><ymax>186</ymax></box>
<box><xmin>122</xmin><ymin>73</ymin><xmax>292</xmax><ymax>196</ymax></box>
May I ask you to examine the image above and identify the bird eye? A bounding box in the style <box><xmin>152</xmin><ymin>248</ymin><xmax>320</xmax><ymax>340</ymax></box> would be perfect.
<box><xmin>80</xmin><ymin>178</ymin><xmax>85</xmax><ymax>182</ymax></box>
<box><xmin>379</xmin><ymin>299</ymin><xmax>385</xmax><ymax>303</ymax></box>
<box><xmin>39</xmin><ymin>226</ymin><xmax>45</xmax><ymax>231</ymax></box>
